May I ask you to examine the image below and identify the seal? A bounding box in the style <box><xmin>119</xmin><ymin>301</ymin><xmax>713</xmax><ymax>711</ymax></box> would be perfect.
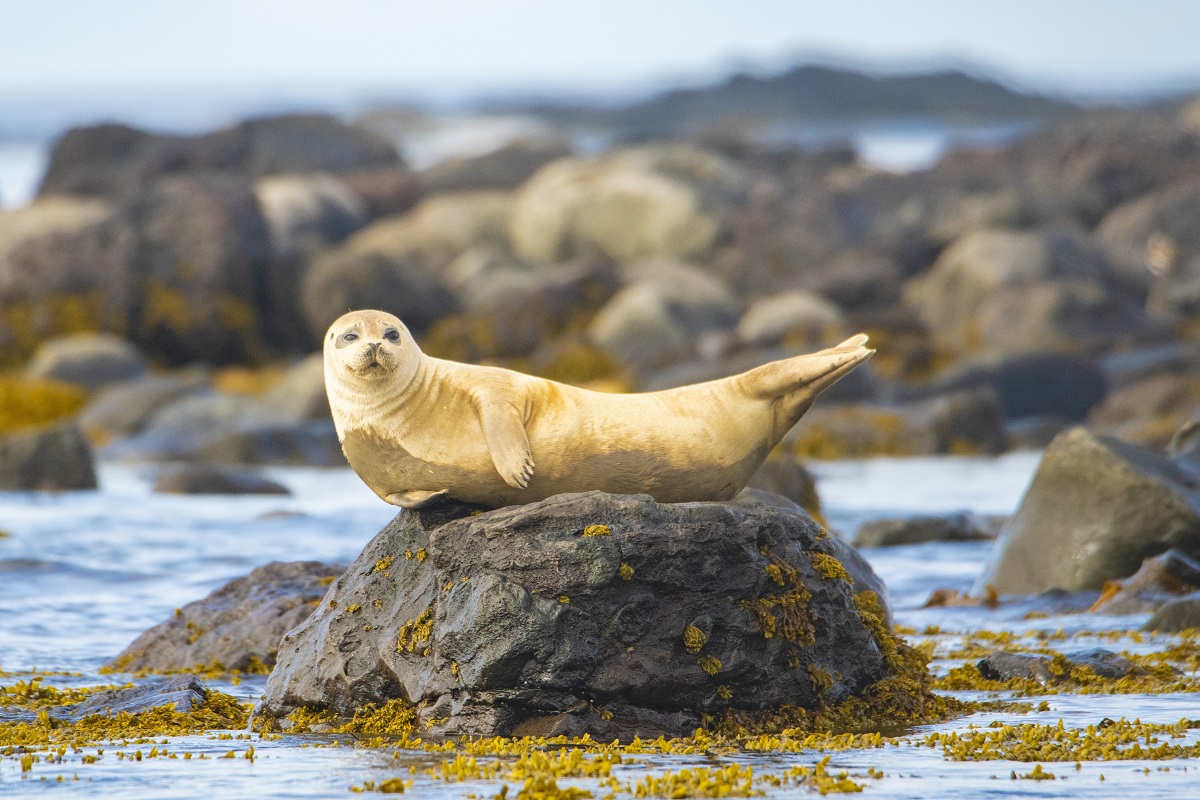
<box><xmin>325</xmin><ymin>309</ymin><xmax>873</xmax><ymax>509</ymax></box>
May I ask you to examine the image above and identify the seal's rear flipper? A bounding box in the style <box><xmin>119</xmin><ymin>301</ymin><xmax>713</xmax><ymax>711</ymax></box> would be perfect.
<box><xmin>739</xmin><ymin>334</ymin><xmax>874</xmax><ymax>402</ymax></box>
<box><xmin>386</xmin><ymin>489</ymin><xmax>450</xmax><ymax>509</ymax></box>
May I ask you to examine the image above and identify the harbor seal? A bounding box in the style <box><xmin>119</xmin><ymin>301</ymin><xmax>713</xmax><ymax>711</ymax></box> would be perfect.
<box><xmin>325</xmin><ymin>310</ymin><xmax>873</xmax><ymax>509</ymax></box>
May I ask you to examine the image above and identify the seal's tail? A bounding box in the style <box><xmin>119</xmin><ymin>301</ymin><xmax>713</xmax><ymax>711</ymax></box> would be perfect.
<box><xmin>737</xmin><ymin>334</ymin><xmax>874</xmax><ymax>424</ymax></box>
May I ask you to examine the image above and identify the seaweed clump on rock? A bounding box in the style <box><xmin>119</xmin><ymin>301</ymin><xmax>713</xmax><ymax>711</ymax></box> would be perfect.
<box><xmin>257</xmin><ymin>489</ymin><xmax>957</xmax><ymax>739</ymax></box>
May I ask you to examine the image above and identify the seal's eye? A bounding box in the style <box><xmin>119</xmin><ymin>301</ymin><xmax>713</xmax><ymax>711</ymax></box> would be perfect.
<box><xmin>384</xmin><ymin>329</ymin><xmax>400</xmax><ymax>343</ymax></box>
<box><xmin>343</xmin><ymin>332</ymin><xmax>358</xmax><ymax>342</ymax></box>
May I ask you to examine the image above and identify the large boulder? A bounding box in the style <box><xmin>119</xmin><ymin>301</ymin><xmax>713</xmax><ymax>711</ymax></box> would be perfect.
<box><xmin>1097</xmin><ymin>179</ymin><xmax>1200</xmax><ymax>322</ymax></box>
<box><xmin>975</xmin><ymin>427</ymin><xmax>1200</xmax><ymax>595</ymax></box>
<box><xmin>108</xmin><ymin>561</ymin><xmax>344</xmax><ymax>673</ymax></box>
<box><xmin>588</xmin><ymin>261</ymin><xmax>739</xmax><ymax>375</ymax></box>
<box><xmin>736</xmin><ymin>291</ymin><xmax>844</xmax><ymax>348</ymax></box>
<box><xmin>254</xmin><ymin>173</ymin><xmax>367</xmax><ymax>261</ymax></box>
<box><xmin>78</xmin><ymin>371</ymin><xmax>209</xmax><ymax>441</ymax></box>
<box><xmin>787</xmin><ymin>389</ymin><xmax>1008</xmax><ymax>459</ymax></box>
<box><xmin>260</xmin><ymin>491</ymin><xmax>894</xmax><ymax>739</ymax></box>
<box><xmin>38</xmin><ymin>115</ymin><xmax>400</xmax><ymax>199</ymax></box>
<box><xmin>1088</xmin><ymin>373</ymin><xmax>1200</xmax><ymax>448</ymax></box>
<box><xmin>903</xmin><ymin>352</ymin><xmax>1109</xmax><ymax>423</ymax></box>
<box><xmin>105</xmin><ymin>393</ymin><xmax>343</xmax><ymax>467</ymax></box>
<box><xmin>906</xmin><ymin>228</ymin><xmax>1156</xmax><ymax>356</ymax></box>
<box><xmin>25</xmin><ymin>332</ymin><xmax>148</xmax><ymax>390</ymax></box>
<box><xmin>297</xmin><ymin>192</ymin><xmax>510</xmax><ymax>338</ymax></box>
<box><xmin>422</xmin><ymin>258</ymin><xmax>621</xmax><ymax>362</ymax></box>
<box><xmin>509</xmin><ymin>144</ymin><xmax>750</xmax><ymax>264</ymax></box>
<box><xmin>0</xmin><ymin>422</ymin><xmax>97</xmax><ymax>491</ymax></box>
<box><xmin>153</xmin><ymin>464</ymin><xmax>291</xmax><ymax>496</ymax></box>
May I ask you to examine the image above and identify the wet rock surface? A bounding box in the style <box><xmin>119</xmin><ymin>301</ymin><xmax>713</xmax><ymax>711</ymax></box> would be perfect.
<box><xmin>153</xmin><ymin>464</ymin><xmax>291</xmax><ymax>496</ymax></box>
<box><xmin>25</xmin><ymin>332</ymin><xmax>149</xmax><ymax>390</ymax></box>
<box><xmin>1088</xmin><ymin>549</ymin><xmax>1200</xmax><ymax>615</ymax></box>
<box><xmin>976</xmin><ymin>427</ymin><xmax>1200</xmax><ymax>595</ymax></box>
<box><xmin>0</xmin><ymin>422</ymin><xmax>97</xmax><ymax>491</ymax></box>
<box><xmin>109</xmin><ymin>561</ymin><xmax>344</xmax><ymax>673</ymax></box>
<box><xmin>853</xmin><ymin>512</ymin><xmax>1004</xmax><ymax>548</ymax></box>
<box><xmin>977</xmin><ymin>648</ymin><xmax>1136</xmax><ymax>686</ymax></box>
<box><xmin>1143</xmin><ymin>593</ymin><xmax>1200</xmax><ymax>632</ymax></box>
<box><xmin>260</xmin><ymin>490</ymin><xmax>893</xmax><ymax>739</ymax></box>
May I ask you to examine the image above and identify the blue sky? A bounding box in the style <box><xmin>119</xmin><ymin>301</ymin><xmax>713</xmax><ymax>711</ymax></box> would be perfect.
<box><xmin>3</xmin><ymin>0</ymin><xmax>1199</xmax><ymax>102</ymax></box>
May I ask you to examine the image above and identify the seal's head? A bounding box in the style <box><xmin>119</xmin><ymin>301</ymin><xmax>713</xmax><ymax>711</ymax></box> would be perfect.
<box><xmin>324</xmin><ymin>310</ymin><xmax>421</xmax><ymax>387</ymax></box>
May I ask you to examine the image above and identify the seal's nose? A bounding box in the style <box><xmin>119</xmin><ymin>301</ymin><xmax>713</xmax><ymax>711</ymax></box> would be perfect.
<box><xmin>366</xmin><ymin>342</ymin><xmax>380</xmax><ymax>355</ymax></box>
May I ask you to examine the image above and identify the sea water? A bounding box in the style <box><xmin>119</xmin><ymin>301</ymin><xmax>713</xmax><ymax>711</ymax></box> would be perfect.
<box><xmin>0</xmin><ymin>455</ymin><xmax>1196</xmax><ymax>798</ymax></box>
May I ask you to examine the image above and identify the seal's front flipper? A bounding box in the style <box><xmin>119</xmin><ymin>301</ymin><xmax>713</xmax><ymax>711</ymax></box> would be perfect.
<box><xmin>477</xmin><ymin>400</ymin><xmax>535</xmax><ymax>489</ymax></box>
<box><xmin>386</xmin><ymin>489</ymin><xmax>449</xmax><ymax>509</ymax></box>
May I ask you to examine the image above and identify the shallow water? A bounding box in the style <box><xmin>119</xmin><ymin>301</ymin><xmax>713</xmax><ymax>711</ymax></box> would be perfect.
<box><xmin>1</xmin><ymin>455</ymin><xmax>1197</xmax><ymax>798</ymax></box>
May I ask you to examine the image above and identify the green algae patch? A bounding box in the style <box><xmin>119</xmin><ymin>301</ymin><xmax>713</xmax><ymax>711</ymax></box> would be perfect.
<box><xmin>629</xmin><ymin>763</ymin><xmax>760</xmax><ymax>798</ymax></box>
<box><xmin>807</xmin><ymin>552</ymin><xmax>850</xmax><ymax>583</ymax></box>
<box><xmin>0</xmin><ymin>688</ymin><xmax>249</xmax><ymax>754</ymax></box>
<box><xmin>337</xmin><ymin>699</ymin><xmax>417</xmax><ymax>737</ymax></box>
<box><xmin>741</xmin><ymin>551</ymin><xmax>814</xmax><ymax>647</ymax></box>
<box><xmin>926</xmin><ymin>718</ymin><xmax>1200</xmax><ymax>762</ymax></box>
<box><xmin>931</xmin><ymin>655</ymin><xmax>1200</xmax><ymax>696</ymax></box>
<box><xmin>683</xmin><ymin>625</ymin><xmax>707</xmax><ymax>654</ymax></box>
<box><xmin>397</xmin><ymin>606</ymin><xmax>435</xmax><ymax>654</ymax></box>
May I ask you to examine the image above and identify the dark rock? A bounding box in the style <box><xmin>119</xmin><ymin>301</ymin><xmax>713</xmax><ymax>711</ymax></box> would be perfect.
<box><xmin>588</xmin><ymin>262</ymin><xmax>740</xmax><ymax>376</ymax></box>
<box><xmin>1143</xmin><ymin>592</ymin><xmax>1200</xmax><ymax>632</ymax></box>
<box><xmin>1089</xmin><ymin>549</ymin><xmax>1200</xmax><ymax>614</ymax></box>
<box><xmin>1100</xmin><ymin>344</ymin><xmax>1200</xmax><ymax>390</ymax></box>
<box><xmin>902</xmin><ymin>353</ymin><xmax>1108</xmax><ymax>422</ymax></box>
<box><xmin>787</xmin><ymin>389</ymin><xmax>1008</xmax><ymax>459</ymax></box>
<box><xmin>420</xmin><ymin>139</ymin><xmax>573</xmax><ymax>194</ymax></box>
<box><xmin>1089</xmin><ymin>374</ymin><xmax>1200</xmax><ymax>449</ymax></box>
<box><xmin>153</xmin><ymin>464</ymin><xmax>291</xmax><ymax>496</ymax></box>
<box><xmin>24</xmin><ymin>332</ymin><xmax>148</xmax><ymax>390</ymax></box>
<box><xmin>108</xmin><ymin>561</ymin><xmax>343</xmax><ymax>673</ymax></box>
<box><xmin>39</xmin><ymin>115</ymin><xmax>400</xmax><ymax>199</ymax></box>
<box><xmin>340</xmin><ymin>166</ymin><xmax>423</xmax><ymax>221</ymax></box>
<box><xmin>57</xmin><ymin>676</ymin><xmax>210</xmax><ymax>722</ymax></box>
<box><xmin>977</xmin><ymin>648</ymin><xmax>1134</xmax><ymax>685</ymax></box>
<box><xmin>0</xmin><ymin>422</ymin><xmax>96</xmax><ymax>491</ymax></box>
<box><xmin>853</xmin><ymin>512</ymin><xmax>1003</xmax><ymax>548</ymax></box>
<box><xmin>262</xmin><ymin>354</ymin><xmax>329</xmax><ymax>423</ymax></box>
<box><xmin>745</xmin><ymin>454</ymin><xmax>822</xmax><ymax>522</ymax></box>
<box><xmin>1097</xmin><ymin>178</ymin><xmax>1200</xmax><ymax>323</ymax></box>
<box><xmin>105</xmin><ymin>393</ymin><xmax>344</xmax><ymax>467</ymax></box>
<box><xmin>255</xmin><ymin>173</ymin><xmax>367</xmax><ymax>261</ymax></box>
<box><xmin>260</xmin><ymin>491</ymin><xmax>892</xmax><ymax>739</ymax></box>
<box><xmin>975</xmin><ymin>427</ymin><xmax>1200</xmax><ymax>595</ymax></box>
<box><xmin>732</xmin><ymin>488</ymin><xmax>891</xmax><ymax>626</ymax></box>
<box><xmin>977</xmin><ymin>652</ymin><xmax>1056</xmax><ymax>685</ymax></box>
<box><xmin>118</xmin><ymin>174</ymin><xmax>274</xmax><ymax>364</ymax></box>
<box><xmin>79</xmin><ymin>371</ymin><xmax>209</xmax><ymax>439</ymax></box>
<box><xmin>906</xmin><ymin>228</ymin><xmax>1161</xmax><ymax>357</ymax></box>
<box><xmin>1004</xmin><ymin>415</ymin><xmax>1071</xmax><ymax>451</ymax></box>
<box><xmin>1063</xmin><ymin>649</ymin><xmax>1136</xmax><ymax>679</ymax></box>
<box><xmin>427</xmin><ymin>258</ymin><xmax>621</xmax><ymax>362</ymax></box>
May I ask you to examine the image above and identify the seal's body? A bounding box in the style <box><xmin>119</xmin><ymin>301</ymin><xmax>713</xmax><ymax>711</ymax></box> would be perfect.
<box><xmin>325</xmin><ymin>310</ymin><xmax>873</xmax><ymax>508</ymax></box>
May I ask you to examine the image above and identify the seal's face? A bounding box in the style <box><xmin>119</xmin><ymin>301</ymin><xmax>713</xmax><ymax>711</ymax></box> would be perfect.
<box><xmin>324</xmin><ymin>311</ymin><xmax>419</xmax><ymax>383</ymax></box>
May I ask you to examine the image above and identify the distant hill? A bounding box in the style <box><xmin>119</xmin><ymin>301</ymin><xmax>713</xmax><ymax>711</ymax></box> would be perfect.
<box><xmin>507</xmin><ymin>64</ymin><xmax>1081</xmax><ymax>135</ymax></box>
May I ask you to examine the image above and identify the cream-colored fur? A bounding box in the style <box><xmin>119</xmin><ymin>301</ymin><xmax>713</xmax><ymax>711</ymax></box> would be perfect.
<box><xmin>325</xmin><ymin>310</ymin><xmax>873</xmax><ymax>508</ymax></box>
